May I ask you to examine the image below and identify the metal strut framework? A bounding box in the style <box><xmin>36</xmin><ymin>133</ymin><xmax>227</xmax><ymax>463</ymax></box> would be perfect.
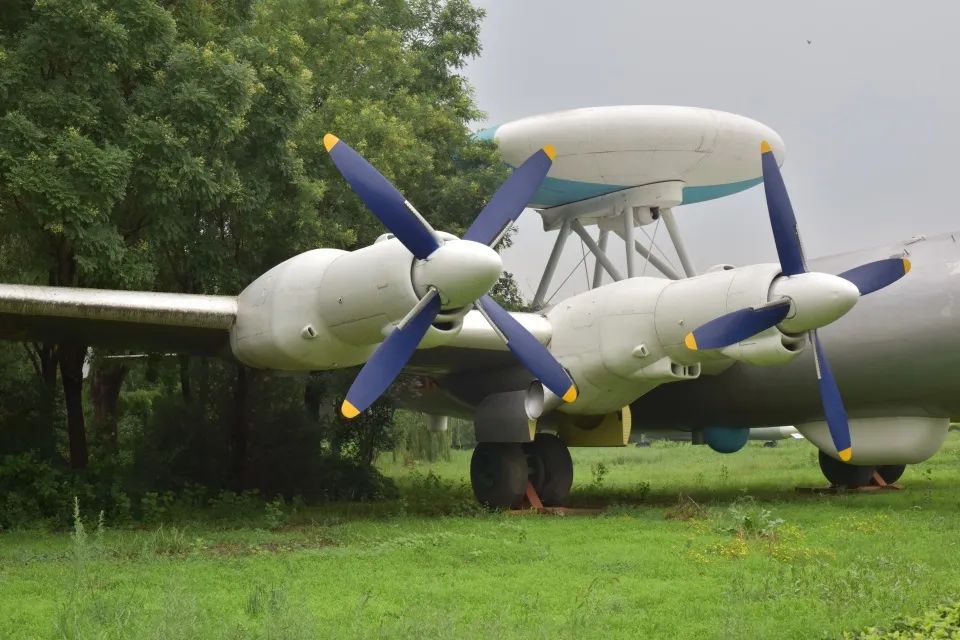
<box><xmin>532</xmin><ymin>181</ymin><xmax>700</xmax><ymax>307</ymax></box>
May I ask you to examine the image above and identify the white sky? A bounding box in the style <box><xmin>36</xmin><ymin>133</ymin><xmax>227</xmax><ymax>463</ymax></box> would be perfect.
<box><xmin>464</xmin><ymin>0</ymin><xmax>960</xmax><ymax>303</ymax></box>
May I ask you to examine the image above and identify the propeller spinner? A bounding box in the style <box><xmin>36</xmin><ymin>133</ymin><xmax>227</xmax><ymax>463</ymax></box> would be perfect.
<box><xmin>323</xmin><ymin>134</ymin><xmax>576</xmax><ymax>418</ymax></box>
<box><xmin>685</xmin><ymin>141</ymin><xmax>910</xmax><ymax>462</ymax></box>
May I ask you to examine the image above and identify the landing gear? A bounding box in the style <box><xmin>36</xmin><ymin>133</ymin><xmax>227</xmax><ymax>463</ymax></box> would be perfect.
<box><xmin>817</xmin><ymin>451</ymin><xmax>910</xmax><ymax>488</ymax></box>
<box><xmin>470</xmin><ymin>443</ymin><xmax>527</xmax><ymax>509</ymax></box>
<box><xmin>524</xmin><ymin>433</ymin><xmax>574</xmax><ymax>507</ymax></box>
<box><xmin>876</xmin><ymin>464</ymin><xmax>906</xmax><ymax>485</ymax></box>
<box><xmin>818</xmin><ymin>450</ymin><xmax>875</xmax><ymax>488</ymax></box>
<box><xmin>470</xmin><ymin>434</ymin><xmax>574</xmax><ymax>509</ymax></box>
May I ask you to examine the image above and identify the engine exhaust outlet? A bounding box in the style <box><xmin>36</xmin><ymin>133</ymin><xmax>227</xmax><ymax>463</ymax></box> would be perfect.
<box><xmin>524</xmin><ymin>380</ymin><xmax>563</xmax><ymax>419</ymax></box>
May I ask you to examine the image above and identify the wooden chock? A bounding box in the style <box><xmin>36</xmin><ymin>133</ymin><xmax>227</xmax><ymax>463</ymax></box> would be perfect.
<box><xmin>524</xmin><ymin>480</ymin><xmax>545</xmax><ymax>513</ymax></box>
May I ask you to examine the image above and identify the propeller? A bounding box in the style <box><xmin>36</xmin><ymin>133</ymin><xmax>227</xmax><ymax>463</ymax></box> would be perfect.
<box><xmin>684</xmin><ymin>141</ymin><xmax>911</xmax><ymax>461</ymax></box>
<box><xmin>683</xmin><ymin>300</ymin><xmax>792</xmax><ymax>351</ymax></box>
<box><xmin>324</xmin><ymin>134</ymin><xmax>576</xmax><ymax>418</ymax></box>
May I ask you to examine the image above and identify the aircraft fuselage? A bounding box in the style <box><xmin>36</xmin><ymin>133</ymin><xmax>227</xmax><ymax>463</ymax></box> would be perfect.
<box><xmin>632</xmin><ymin>231</ymin><xmax>960</xmax><ymax>428</ymax></box>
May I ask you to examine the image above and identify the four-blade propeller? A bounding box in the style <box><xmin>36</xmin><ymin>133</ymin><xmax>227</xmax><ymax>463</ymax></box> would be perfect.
<box><xmin>324</xmin><ymin>134</ymin><xmax>576</xmax><ymax>418</ymax></box>
<box><xmin>685</xmin><ymin>141</ymin><xmax>910</xmax><ymax>462</ymax></box>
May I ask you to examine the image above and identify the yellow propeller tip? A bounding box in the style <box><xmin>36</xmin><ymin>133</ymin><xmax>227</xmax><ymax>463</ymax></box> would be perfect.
<box><xmin>542</xmin><ymin>144</ymin><xmax>557</xmax><ymax>161</ymax></box>
<box><xmin>760</xmin><ymin>140</ymin><xmax>773</xmax><ymax>154</ymax></box>
<box><xmin>562</xmin><ymin>385</ymin><xmax>578</xmax><ymax>403</ymax></box>
<box><xmin>684</xmin><ymin>333</ymin><xmax>698</xmax><ymax>351</ymax></box>
<box><xmin>902</xmin><ymin>258</ymin><xmax>912</xmax><ymax>273</ymax></box>
<box><xmin>838</xmin><ymin>447</ymin><xmax>853</xmax><ymax>462</ymax></box>
<box><xmin>323</xmin><ymin>133</ymin><xmax>340</xmax><ymax>152</ymax></box>
<box><xmin>341</xmin><ymin>400</ymin><xmax>360</xmax><ymax>419</ymax></box>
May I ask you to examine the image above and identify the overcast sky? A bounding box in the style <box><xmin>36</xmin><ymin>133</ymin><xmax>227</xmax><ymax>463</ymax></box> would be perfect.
<box><xmin>463</xmin><ymin>1</ymin><xmax>959</xmax><ymax>303</ymax></box>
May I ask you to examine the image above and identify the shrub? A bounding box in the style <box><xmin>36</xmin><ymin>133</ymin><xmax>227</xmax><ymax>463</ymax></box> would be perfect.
<box><xmin>400</xmin><ymin>471</ymin><xmax>482</xmax><ymax>516</ymax></box>
<box><xmin>845</xmin><ymin>600</ymin><xmax>960</xmax><ymax>638</ymax></box>
<box><xmin>591</xmin><ymin>462</ymin><xmax>609</xmax><ymax>486</ymax></box>
<box><xmin>0</xmin><ymin>452</ymin><xmax>69</xmax><ymax>529</ymax></box>
<box><xmin>664</xmin><ymin>494</ymin><xmax>708</xmax><ymax>521</ymax></box>
<box><xmin>717</xmin><ymin>496</ymin><xmax>784</xmax><ymax>539</ymax></box>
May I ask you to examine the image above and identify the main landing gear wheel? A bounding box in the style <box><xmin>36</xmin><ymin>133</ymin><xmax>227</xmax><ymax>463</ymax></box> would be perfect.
<box><xmin>818</xmin><ymin>450</ymin><xmax>875</xmax><ymax>488</ymax></box>
<box><xmin>524</xmin><ymin>433</ymin><xmax>574</xmax><ymax>507</ymax></box>
<box><xmin>876</xmin><ymin>464</ymin><xmax>906</xmax><ymax>485</ymax></box>
<box><xmin>470</xmin><ymin>443</ymin><xmax>527</xmax><ymax>509</ymax></box>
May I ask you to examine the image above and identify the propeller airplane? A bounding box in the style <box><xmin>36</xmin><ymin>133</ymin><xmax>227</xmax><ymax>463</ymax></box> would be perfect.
<box><xmin>0</xmin><ymin>105</ymin><xmax>951</xmax><ymax>508</ymax></box>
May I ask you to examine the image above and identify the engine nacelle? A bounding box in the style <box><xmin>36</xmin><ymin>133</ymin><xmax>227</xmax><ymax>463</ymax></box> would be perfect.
<box><xmin>548</xmin><ymin>264</ymin><xmax>803</xmax><ymax>414</ymax></box>
<box><xmin>719</xmin><ymin>329</ymin><xmax>806</xmax><ymax>366</ymax></box>
<box><xmin>798</xmin><ymin>416</ymin><xmax>949</xmax><ymax>465</ymax></box>
<box><xmin>230</xmin><ymin>238</ymin><xmax>462</xmax><ymax>370</ymax></box>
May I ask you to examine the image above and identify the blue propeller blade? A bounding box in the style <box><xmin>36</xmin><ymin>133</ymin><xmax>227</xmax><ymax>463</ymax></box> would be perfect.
<box><xmin>837</xmin><ymin>257</ymin><xmax>911</xmax><ymax>296</ymax></box>
<box><xmin>475</xmin><ymin>295</ymin><xmax>577</xmax><ymax>403</ymax></box>
<box><xmin>684</xmin><ymin>300</ymin><xmax>792</xmax><ymax>351</ymax></box>
<box><xmin>810</xmin><ymin>330</ymin><xmax>853</xmax><ymax>461</ymax></box>
<box><xmin>462</xmin><ymin>146</ymin><xmax>556</xmax><ymax>246</ymax></box>
<box><xmin>324</xmin><ymin>134</ymin><xmax>440</xmax><ymax>260</ymax></box>
<box><xmin>761</xmin><ymin>141</ymin><xmax>807</xmax><ymax>277</ymax></box>
<box><xmin>341</xmin><ymin>293</ymin><xmax>441</xmax><ymax>418</ymax></box>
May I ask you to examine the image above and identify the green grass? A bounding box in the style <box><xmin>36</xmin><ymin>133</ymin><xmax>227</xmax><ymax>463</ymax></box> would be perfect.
<box><xmin>3</xmin><ymin>434</ymin><xmax>960</xmax><ymax>639</ymax></box>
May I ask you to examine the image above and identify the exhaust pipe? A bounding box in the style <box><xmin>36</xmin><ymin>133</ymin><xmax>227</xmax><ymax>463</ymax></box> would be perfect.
<box><xmin>524</xmin><ymin>380</ymin><xmax>563</xmax><ymax>419</ymax></box>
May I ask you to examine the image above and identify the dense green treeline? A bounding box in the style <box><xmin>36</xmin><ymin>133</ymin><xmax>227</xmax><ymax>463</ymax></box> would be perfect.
<box><xmin>0</xmin><ymin>0</ymin><xmax>503</xmax><ymax>526</ymax></box>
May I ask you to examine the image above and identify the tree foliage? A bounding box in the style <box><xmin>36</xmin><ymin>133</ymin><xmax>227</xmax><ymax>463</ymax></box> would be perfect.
<box><xmin>0</xmin><ymin>0</ymin><xmax>504</xmax><ymax>517</ymax></box>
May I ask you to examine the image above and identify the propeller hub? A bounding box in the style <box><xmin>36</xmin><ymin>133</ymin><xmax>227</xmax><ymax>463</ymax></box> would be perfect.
<box><xmin>770</xmin><ymin>272</ymin><xmax>860</xmax><ymax>334</ymax></box>
<box><xmin>412</xmin><ymin>239</ymin><xmax>503</xmax><ymax>308</ymax></box>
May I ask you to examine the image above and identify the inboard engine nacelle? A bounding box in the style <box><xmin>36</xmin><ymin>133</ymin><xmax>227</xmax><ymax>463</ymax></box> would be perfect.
<box><xmin>230</xmin><ymin>236</ymin><xmax>464</xmax><ymax>370</ymax></box>
<box><xmin>547</xmin><ymin>264</ymin><xmax>804</xmax><ymax>415</ymax></box>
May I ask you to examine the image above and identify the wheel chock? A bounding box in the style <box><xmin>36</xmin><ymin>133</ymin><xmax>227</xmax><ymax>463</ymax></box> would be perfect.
<box><xmin>507</xmin><ymin>481</ymin><xmax>605</xmax><ymax>515</ymax></box>
<box><xmin>524</xmin><ymin>480</ymin><xmax>545</xmax><ymax>513</ymax></box>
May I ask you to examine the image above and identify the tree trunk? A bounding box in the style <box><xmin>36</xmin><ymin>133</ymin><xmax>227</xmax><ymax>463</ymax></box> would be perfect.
<box><xmin>90</xmin><ymin>359</ymin><xmax>128</xmax><ymax>456</ymax></box>
<box><xmin>230</xmin><ymin>364</ymin><xmax>250</xmax><ymax>487</ymax></box>
<box><xmin>58</xmin><ymin>343</ymin><xmax>88</xmax><ymax>470</ymax></box>
<box><xmin>178</xmin><ymin>355</ymin><xmax>191</xmax><ymax>402</ymax></box>
<box><xmin>23</xmin><ymin>342</ymin><xmax>60</xmax><ymax>457</ymax></box>
<box><xmin>304</xmin><ymin>373</ymin><xmax>322</xmax><ymax>421</ymax></box>
<box><xmin>37</xmin><ymin>343</ymin><xmax>58</xmax><ymax>395</ymax></box>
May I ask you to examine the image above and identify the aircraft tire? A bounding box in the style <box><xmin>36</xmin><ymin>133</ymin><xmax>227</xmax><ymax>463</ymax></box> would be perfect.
<box><xmin>876</xmin><ymin>464</ymin><xmax>906</xmax><ymax>485</ymax></box>
<box><xmin>818</xmin><ymin>450</ymin><xmax>875</xmax><ymax>488</ymax></box>
<box><xmin>524</xmin><ymin>433</ymin><xmax>574</xmax><ymax>507</ymax></box>
<box><xmin>470</xmin><ymin>443</ymin><xmax>527</xmax><ymax>509</ymax></box>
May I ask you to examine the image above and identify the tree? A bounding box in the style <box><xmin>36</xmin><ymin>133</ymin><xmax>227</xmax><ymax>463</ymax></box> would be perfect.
<box><xmin>0</xmin><ymin>0</ymin><xmax>505</xmax><ymax>487</ymax></box>
<box><xmin>0</xmin><ymin>0</ymin><xmax>178</xmax><ymax>468</ymax></box>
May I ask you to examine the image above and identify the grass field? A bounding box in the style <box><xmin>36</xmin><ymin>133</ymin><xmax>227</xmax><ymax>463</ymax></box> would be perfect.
<box><xmin>3</xmin><ymin>433</ymin><xmax>960</xmax><ymax>639</ymax></box>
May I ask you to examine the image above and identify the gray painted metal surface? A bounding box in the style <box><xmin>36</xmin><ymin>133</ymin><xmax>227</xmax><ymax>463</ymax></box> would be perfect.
<box><xmin>661</xmin><ymin>208</ymin><xmax>697</xmax><ymax>277</ymax></box>
<box><xmin>570</xmin><ymin>219</ymin><xmax>623</xmax><ymax>282</ymax></box>
<box><xmin>532</xmin><ymin>220</ymin><xmax>572</xmax><ymax>308</ymax></box>
<box><xmin>0</xmin><ymin>284</ymin><xmax>237</xmax><ymax>329</ymax></box>
<box><xmin>609</xmin><ymin>224</ymin><xmax>681</xmax><ymax>280</ymax></box>
<box><xmin>631</xmin><ymin>232</ymin><xmax>960</xmax><ymax>427</ymax></box>
<box><xmin>592</xmin><ymin>229</ymin><xmax>609</xmax><ymax>288</ymax></box>
<box><xmin>0</xmin><ymin>285</ymin><xmax>237</xmax><ymax>354</ymax></box>
<box><xmin>623</xmin><ymin>206</ymin><xmax>637</xmax><ymax>277</ymax></box>
<box><xmin>0</xmin><ymin>228</ymin><xmax>957</xmax><ymax>442</ymax></box>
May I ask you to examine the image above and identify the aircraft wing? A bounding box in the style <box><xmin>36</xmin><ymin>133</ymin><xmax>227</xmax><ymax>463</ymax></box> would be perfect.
<box><xmin>405</xmin><ymin>309</ymin><xmax>552</xmax><ymax>375</ymax></box>
<box><xmin>0</xmin><ymin>284</ymin><xmax>237</xmax><ymax>355</ymax></box>
<box><xmin>0</xmin><ymin>283</ymin><xmax>548</xmax><ymax>371</ymax></box>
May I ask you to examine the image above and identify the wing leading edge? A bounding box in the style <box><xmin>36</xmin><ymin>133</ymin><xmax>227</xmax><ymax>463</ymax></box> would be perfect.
<box><xmin>0</xmin><ymin>283</ymin><xmax>554</xmax><ymax>371</ymax></box>
<box><xmin>0</xmin><ymin>284</ymin><xmax>237</xmax><ymax>355</ymax></box>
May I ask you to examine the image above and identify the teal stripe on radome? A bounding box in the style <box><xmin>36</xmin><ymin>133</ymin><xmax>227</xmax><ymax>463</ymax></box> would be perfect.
<box><xmin>471</xmin><ymin>127</ymin><xmax>765</xmax><ymax>207</ymax></box>
<box><xmin>680</xmin><ymin>176</ymin><xmax>763</xmax><ymax>205</ymax></box>
<box><xmin>529</xmin><ymin>174</ymin><xmax>764</xmax><ymax>208</ymax></box>
<box><xmin>531</xmin><ymin>175</ymin><xmax>626</xmax><ymax>207</ymax></box>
